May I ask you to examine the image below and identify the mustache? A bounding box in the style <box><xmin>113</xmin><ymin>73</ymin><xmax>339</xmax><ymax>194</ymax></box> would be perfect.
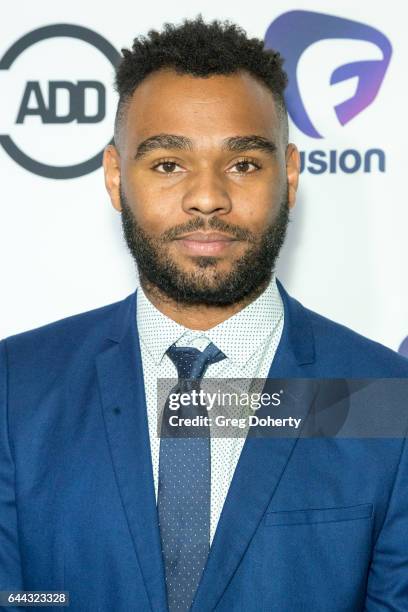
<box><xmin>161</xmin><ymin>216</ymin><xmax>255</xmax><ymax>242</ymax></box>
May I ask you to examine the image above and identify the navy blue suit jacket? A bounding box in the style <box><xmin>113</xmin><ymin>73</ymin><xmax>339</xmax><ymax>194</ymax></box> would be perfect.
<box><xmin>1</xmin><ymin>280</ymin><xmax>408</xmax><ymax>611</ymax></box>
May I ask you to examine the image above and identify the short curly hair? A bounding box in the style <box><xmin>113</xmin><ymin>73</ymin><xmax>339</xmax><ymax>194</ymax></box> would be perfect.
<box><xmin>114</xmin><ymin>15</ymin><xmax>288</xmax><ymax>145</ymax></box>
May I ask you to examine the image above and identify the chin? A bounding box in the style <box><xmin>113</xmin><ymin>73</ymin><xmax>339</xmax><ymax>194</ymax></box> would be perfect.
<box><xmin>181</xmin><ymin>255</ymin><xmax>234</xmax><ymax>273</ymax></box>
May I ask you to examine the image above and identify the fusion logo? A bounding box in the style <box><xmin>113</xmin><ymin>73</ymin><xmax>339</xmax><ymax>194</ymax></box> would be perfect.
<box><xmin>0</xmin><ymin>24</ymin><xmax>120</xmax><ymax>179</ymax></box>
<box><xmin>264</xmin><ymin>11</ymin><xmax>392</xmax><ymax>175</ymax></box>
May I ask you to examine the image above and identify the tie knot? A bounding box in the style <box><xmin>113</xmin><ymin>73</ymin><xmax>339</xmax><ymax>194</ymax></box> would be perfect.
<box><xmin>166</xmin><ymin>342</ymin><xmax>226</xmax><ymax>380</ymax></box>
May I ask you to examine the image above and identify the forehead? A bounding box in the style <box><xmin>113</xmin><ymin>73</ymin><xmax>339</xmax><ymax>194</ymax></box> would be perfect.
<box><xmin>121</xmin><ymin>68</ymin><xmax>282</xmax><ymax>151</ymax></box>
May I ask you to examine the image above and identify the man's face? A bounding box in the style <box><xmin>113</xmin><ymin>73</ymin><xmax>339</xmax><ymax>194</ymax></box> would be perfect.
<box><xmin>104</xmin><ymin>68</ymin><xmax>300</xmax><ymax>305</ymax></box>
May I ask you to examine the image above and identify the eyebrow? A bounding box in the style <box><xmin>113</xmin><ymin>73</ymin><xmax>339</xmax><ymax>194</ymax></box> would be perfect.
<box><xmin>133</xmin><ymin>133</ymin><xmax>277</xmax><ymax>160</ymax></box>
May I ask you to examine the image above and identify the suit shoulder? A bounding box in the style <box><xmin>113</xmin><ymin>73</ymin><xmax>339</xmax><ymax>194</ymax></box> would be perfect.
<box><xmin>303</xmin><ymin>304</ymin><xmax>408</xmax><ymax>376</ymax></box>
<box><xmin>2</xmin><ymin>294</ymin><xmax>133</xmax><ymax>367</ymax></box>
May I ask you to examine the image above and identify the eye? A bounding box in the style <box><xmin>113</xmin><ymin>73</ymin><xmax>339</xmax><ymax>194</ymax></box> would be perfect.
<box><xmin>152</xmin><ymin>160</ymin><xmax>186</xmax><ymax>174</ymax></box>
<box><xmin>228</xmin><ymin>158</ymin><xmax>262</xmax><ymax>174</ymax></box>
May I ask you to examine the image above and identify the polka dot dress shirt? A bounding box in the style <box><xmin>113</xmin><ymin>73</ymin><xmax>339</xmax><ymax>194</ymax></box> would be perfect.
<box><xmin>136</xmin><ymin>274</ymin><xmax>284</xmax><ymax>545</ymax></box>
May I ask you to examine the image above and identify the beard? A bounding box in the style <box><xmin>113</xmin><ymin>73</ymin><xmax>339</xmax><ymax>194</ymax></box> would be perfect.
<box><xmin>120</xmin><ymin>186</ymin><xmax>289</xmax><ymax>307</ymax></box>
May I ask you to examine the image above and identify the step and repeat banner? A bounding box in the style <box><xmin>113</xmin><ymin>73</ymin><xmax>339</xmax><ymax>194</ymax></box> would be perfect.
<box><xmin>1</xmin><ymin>0</ymin><xmax>407</xmax><ymax>354</ymax></box>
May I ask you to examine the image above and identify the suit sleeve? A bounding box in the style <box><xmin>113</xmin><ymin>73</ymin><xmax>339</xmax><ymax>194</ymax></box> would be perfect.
<box><xmin>0</xmin><ymin>340</ymin><xmax>23</xmax><ymax>594</ymax></box>
<box><xmin>365</xmin><ymin>435</ymin><xmax>408</xmax><ymax>611</ymax></box>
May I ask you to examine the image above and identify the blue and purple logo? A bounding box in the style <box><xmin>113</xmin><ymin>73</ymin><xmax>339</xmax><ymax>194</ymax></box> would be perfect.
<box><xmin>264</xmin><ymin>11</ymin><xmax>392</xmax><ymax>139</ymax></box>
<box><xmin>399</xmin><ymin>337</ymin><xmax>408</xmax><ymax>358</ymax></box>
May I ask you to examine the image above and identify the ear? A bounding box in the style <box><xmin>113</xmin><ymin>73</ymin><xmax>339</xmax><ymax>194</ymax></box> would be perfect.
<box><xmin>285</xmin><ymin>143</ymin><xmax>300</xmax><ymax>209</ymax></box>
<box><xmin>103</xmin><ymin>144</ymin><xmax>122</xmax><ymax>212</ymax></box>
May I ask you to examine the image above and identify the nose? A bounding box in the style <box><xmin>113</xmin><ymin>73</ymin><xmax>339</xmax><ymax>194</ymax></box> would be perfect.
<box><xmin>181</xmin><ymin>168</ymin><xmax>232</xmax><ymax>216</ymax></box>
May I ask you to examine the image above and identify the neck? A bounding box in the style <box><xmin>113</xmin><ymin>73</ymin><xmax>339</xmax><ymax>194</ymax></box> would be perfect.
<box><xmin>139</xmin><ymin>277</ymin><xmax>271</xmax><ymax>330</ymax></box>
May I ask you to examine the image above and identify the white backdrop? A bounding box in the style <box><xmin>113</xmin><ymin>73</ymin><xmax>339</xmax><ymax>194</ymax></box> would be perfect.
<box><xmin>1</xmin><ymin>0</ymin><xmax>407</xmax><ymax>353</ymax></box>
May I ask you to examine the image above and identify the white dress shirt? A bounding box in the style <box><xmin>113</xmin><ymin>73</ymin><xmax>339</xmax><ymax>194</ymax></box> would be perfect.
<box><xmin>136</xmin><ymin>274</ymin><xmax>284</xmax><ymax>544</ymax></box>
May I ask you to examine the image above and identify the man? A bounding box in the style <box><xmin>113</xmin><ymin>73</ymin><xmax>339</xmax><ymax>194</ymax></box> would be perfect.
<box><xmin>1</xmin><ymin>16</ymin><xmax>408</xmax><ymax>612</ymax></box>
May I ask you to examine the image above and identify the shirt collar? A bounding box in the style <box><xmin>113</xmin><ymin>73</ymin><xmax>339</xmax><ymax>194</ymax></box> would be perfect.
<box><xmin>136</xmin><ymin>274</ymin><xmax>283</xmax><ymax>368</ymax></box>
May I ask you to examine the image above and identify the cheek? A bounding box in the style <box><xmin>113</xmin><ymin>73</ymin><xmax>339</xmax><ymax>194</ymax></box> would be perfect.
<box><xmin>123</xmin><ymin>170</ymin><xmax>185</xmax><ymax>233</ymax></box>
<box><xmin>230</xmin><ymin>180</ymin><xmax>283</xmax><ymax>229</ymax></box>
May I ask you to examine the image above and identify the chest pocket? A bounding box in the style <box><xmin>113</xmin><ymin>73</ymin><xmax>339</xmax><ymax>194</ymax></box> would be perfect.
<box><xmin>264</xmin><ymin>503</ymin><xmax>373</xmax><ymax>526</ymax></box>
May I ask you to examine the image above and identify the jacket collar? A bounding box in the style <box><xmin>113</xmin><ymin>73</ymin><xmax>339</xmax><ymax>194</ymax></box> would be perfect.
<box><xmin>106</xmin><ymin>278</ymin><xmax>316</xmax><ymax>369</ymax></box>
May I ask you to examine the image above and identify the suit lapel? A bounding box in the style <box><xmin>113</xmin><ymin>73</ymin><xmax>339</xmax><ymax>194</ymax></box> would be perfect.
<box><xmin>191</xmin><ymin>280</ymin><xmax>318</xmax><ymax>611</ymax></box>
<box><xmin>96</xmin><ymin>293</ymin><xmax>167</xmax><ymax>612</ymax></box>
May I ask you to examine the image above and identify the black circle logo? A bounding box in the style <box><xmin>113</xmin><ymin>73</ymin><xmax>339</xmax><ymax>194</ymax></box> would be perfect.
<box><xmin>0</xmin><ymin>24</ymin><xmax>120</xmax><ymax>179</ymax></box>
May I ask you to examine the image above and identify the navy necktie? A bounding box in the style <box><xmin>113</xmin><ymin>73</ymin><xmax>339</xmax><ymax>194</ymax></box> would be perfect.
<box><xmin>158</xmin><ymin>342</ymin><xmax>226</xmax><ymax>612</ymax></box>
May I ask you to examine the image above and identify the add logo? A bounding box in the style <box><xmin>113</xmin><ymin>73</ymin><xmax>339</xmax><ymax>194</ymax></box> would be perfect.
<box><xmin>264</xmin><ymin>11</ymin><xmax>392</xmax><ymax>139</ymax></box>
<box><xmin>0</xmin><ymin>24</ymin><xmax>120</xmax><ymax>179</ymax></box>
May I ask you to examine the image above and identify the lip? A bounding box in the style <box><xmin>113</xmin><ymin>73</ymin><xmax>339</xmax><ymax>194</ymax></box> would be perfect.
<box><xmin>174</xmin><ymin>232</ymin><xmax>239</xmax><ymax>256</ymax></box>
<box><xmin>175</xmin><ymin>232</ymin><xmax>237</xmax><ymax>242</ymax></box>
